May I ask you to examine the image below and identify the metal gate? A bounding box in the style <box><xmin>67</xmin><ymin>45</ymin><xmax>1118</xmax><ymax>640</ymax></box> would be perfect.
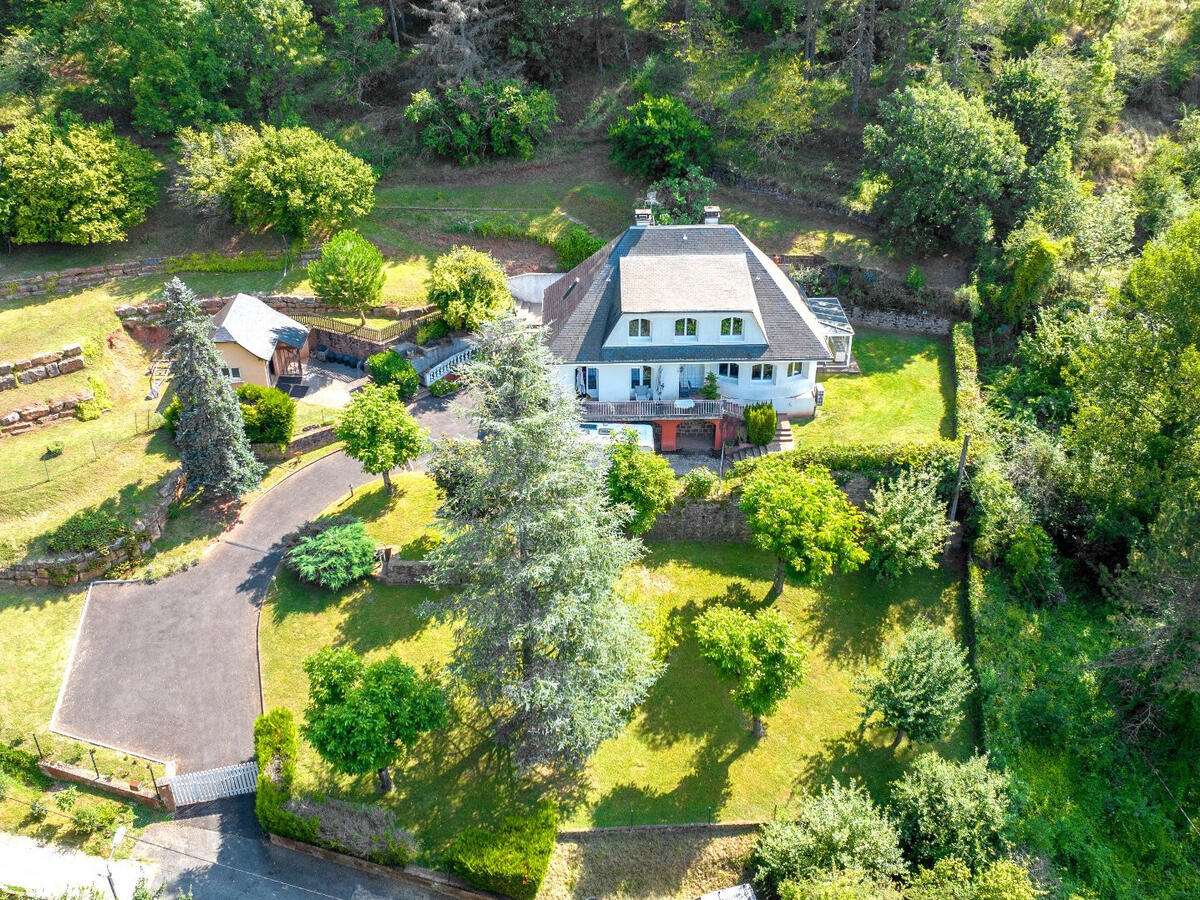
<box><xmin>166</xmin><ymin>761</ymin><xmax>258</xmax><ymax>806</ymax></box>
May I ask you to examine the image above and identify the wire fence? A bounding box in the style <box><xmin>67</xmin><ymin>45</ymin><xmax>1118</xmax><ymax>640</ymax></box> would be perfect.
<box><xmin>8</xmin><ymin>409</ymin><xmax>166</xmax><ymax>493</ymax></box>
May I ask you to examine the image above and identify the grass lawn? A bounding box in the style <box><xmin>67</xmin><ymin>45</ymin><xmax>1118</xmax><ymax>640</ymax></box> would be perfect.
<box><xmin>792</xmin><ymin>328</ymin><xmax>954</xmax><ymax>445</ymax></box>
<box><xmin>260</xmin><ymin>475</ymin><xmax>971</xmax><ymax>852</ymax></box>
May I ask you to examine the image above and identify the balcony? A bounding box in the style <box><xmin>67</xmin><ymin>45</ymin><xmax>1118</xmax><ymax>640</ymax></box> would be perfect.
<box><xmin>579</xmin><ymin>398</ymin><xmax>744</xmax><ymax>421</ymax></box>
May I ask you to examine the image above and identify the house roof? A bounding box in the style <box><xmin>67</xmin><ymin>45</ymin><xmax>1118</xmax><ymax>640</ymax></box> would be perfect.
<box><xmin>210</xmin><ymin>293</ymin><xmax>309</xmax><ymax>361</ymax></box>
<box><xmin>543</xmin><ymin>224</ymin><xmax>832</xmax><ymax>364</ymax></box>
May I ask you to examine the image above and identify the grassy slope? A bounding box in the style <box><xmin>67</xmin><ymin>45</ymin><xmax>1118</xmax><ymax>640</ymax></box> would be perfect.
<box><xmin>792</xmin><ymin>328</ymin><xmax>954</xmax><ymax>444</ymax></box>
<box><xmin>260</xmin><ymin>474</ymin><xmax>969</xmax><ymax>848</ymax></box>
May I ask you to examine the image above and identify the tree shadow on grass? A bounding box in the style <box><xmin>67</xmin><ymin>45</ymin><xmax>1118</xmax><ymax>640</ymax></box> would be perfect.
<box><xmin>847</xmin><ymin>330</ymin><xmax>948</xmax><ymax>377</ymax></box>
<box><xmin>792</xmin><ymin>727</ymin><xmax>909</xmax><ymax>804</ymax></box>
<box><xmin>337</xmin><ymin>582</ymin><xmax>440</xmax><ymax>657</ymax></box>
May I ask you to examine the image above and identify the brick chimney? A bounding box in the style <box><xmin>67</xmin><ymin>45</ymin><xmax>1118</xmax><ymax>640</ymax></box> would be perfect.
<box><xmin>703</xmin><ymin>205</ymin><xmax>721</xmax><ymax>225</ymax></box>
<box><xmin>634</xmin><ymin>208</ymin><xmax>652</xmax><ymax>226</ymax></box>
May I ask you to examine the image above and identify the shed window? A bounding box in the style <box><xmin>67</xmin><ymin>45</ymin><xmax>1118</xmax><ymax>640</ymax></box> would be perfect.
<box><xmin>751</xmin><ymin>364</ymin><xmax>775</xmax><ymax>382</ymax></box>
<box><xmin>720</xmin><ymin>317</ymin><xmax>744</xmax><ymax>338</ymax></box>
<box><xmin>674</xmin><ymin>317</ymin><xmax>698</xmax><ymax>338</ymax></box>
<box><xmin>221</xmin><ymin>366</ymin><xmax>242</xmax><ymax>381</ymax></box>
<box><xmin>628</xmin><ymin>318</ymin><xmax>651</xmax><ymax>339</ymax></box>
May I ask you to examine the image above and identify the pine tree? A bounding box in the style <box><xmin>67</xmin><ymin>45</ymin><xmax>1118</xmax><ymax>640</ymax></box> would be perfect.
<box><xmin>425</xmin><ymin>318</ymin><xmax>660</xmax><ymax>772</ymax></box>
<box><xmin>411</xmin><ymin>0</ymin><xmax>517</xmax><ymax>90</ymax></box>
<box><xmin>163</xmin><ymin>277</ymin><xmax>264</xmax><ymax>497</ymax></box>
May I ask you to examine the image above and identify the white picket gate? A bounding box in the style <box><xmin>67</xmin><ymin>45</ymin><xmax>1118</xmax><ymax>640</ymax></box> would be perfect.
<box><xmin>167</xmin><ymin>761</ymin><xmax>258</xmax><ymax>806</ymax></box>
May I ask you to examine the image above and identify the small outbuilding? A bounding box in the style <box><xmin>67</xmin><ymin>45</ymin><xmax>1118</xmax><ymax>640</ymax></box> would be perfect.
<box><xmin>210</xmin><ymin>293</ymin><xmax>310</xmax><ymax>388</ymax></box>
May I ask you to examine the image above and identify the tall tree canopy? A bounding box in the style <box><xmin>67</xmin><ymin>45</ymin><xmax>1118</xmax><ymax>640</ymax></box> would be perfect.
<box><xmin>335</xmin><ymin>383</ymin><xmax>427</xmax><ymax>493</ymax></box>
<box><xmin>425</xmin><ymin>319</ymin><xmax>660</xmax><ymax>772</ymax></box>
<box><xmin>163</xmin><ymin>278</ymin><xmax>263</xmax><ymax>498</ymax></box>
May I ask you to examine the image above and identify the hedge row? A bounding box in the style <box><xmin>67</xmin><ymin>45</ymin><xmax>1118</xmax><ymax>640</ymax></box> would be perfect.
<box><xmin>951</xmin><ymin>321</ymin><xmax>988</xmax><ymax>445</ymax></box>
<box><xmin>442</xmin><ymin>799</ymin><xmax>559</xmax><ymax>900</ymax></box>
<box><xmin>732</xmin><ymin>439</ymin><xmax>962</xmax><ymax>486</ymax></box>
<box><xmin>455</xmin><ymin>217</ymin><xmax>604</xmax><ymax>271</ymax></box>
<box><xmin>166</xmin><ymin>250</ymin><xmax>291</xmax><ymax>274</ymax></box>
<box><xmin>253</xmin><ymin>709</ymin><xmax>319</xmax><ymax>843</ymax></box>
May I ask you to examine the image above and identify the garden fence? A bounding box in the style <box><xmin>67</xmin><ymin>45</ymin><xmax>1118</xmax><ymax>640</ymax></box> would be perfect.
<box><xmin>7</xmin><ymin>409</ymin><xmax>165</xmax><ymax>492</ymax></box>
<box><xmin>292</xmin><ymin>312</ymin><xmax>430</xmax><ymax>344</ymax></box>
<box><xmin>166</xmin><ymin>761</ymin><xmax>258</xmax><ymax>806</ymax></box>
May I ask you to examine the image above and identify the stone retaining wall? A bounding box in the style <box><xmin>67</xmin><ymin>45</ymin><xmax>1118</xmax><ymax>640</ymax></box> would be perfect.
<box><xmin>848</xmin><ymin>307</ymin><xmax>954</xmax><ymax>336</ymax></box>
<box><xmin>0</xmin><ymin>470</ymin><xmax>185</xmax><ymax>586</ymax></box>
<box><xmin>375</xmin><ymin>556</ymin><xmax>433</xmax><ymax>585</ymax></box>
<box><xmin>0</xmin><ymin>343</ymin><xmax>85</xmax><ymax>392</ymax></box>
<box><xmin>645</xmin><ymin>496</ymin><xmax>751</xmax><ymax>543</ymax></box>
<box><xmin>2</xmin><ymin>388</ymin><xmax>96</xmax><ymax>437</ymax></box>
<box><xmin>0</xmin><ymin>250</ymin><xmax>316</xmax><ymax>303</ymax></box>
<box><xmin>251</xmin><ymin>425</ymin><xmax>338</xmax><ymax>461</ymax></box>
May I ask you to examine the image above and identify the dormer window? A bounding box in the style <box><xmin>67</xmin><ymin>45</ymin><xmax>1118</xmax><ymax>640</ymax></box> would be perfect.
<box><xmin>674</xmin><ymin>317</ymin><xmax>698</xmax><ymax>340</ymax></box>
<box><xmin>628</xmin><ymin>318</ymin><xmax>651</xmax><ymax>341</ymax></box>
<box><xmin>720</xmin><ymin>317</ymin><xmax>744</xmax><ymax>339</ymax></box>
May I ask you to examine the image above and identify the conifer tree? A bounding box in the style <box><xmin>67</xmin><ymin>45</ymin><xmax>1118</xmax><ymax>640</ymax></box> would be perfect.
<box><xmin>425</xmin><ymin>318</ymin><xmax>660</xmax><ymax>772</ymax></box>
<box><xmin>163</xmin><ymin>277</ymin><xmax>264</xmax><ymax>497</ymax></box>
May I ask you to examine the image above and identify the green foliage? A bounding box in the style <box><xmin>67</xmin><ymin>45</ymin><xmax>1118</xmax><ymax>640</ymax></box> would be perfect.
<box><xmin>988</xmin><ymin>58</ymin><xmax>1077</xmax><ymax>163</ymax></box>
<box><xmin>1003</xmin><ymin>523</ymin><xmax>1059</xmax><ymax>598</ymax></box>
<box><xmin>739</xmin><ymin>459</ymin><xmax>868</xmax><ymax>589</ymax></box>
<box><xmin>75</xmin><ymin>375</ymin><xmax>112</xmax><ymax>421</ymax></box>
<box><xmin>174</xmin><ymin>123</ymin><xmax>376</xmax><ymax>239</ymax></box>
<box><xmin>47</xmin><ymin>506</ymin><xmax>133</xmax><ymax>554</ymax></box>
<box><xmin>301</xmin><ymin>646</ymin><xmax>447</xmax><ymax>789</ymax></box>
<box><xmin>745</xmin><ymin>402</ymin><xmax>778</xmax><ymax>446</ymax></box>
<box><xmin>779</xmin><ymin>869</ymin><xmax>900</xmax><ymax>900</ymax></box>
<box><xmin>1135</xmin><ymin>111</ymin><xmax>1200</xmax><ymax>237</ymax></box>
<box><xmin>335</xmin><ymin>383</ymin><xmax>428</xmax><ymax>491</ymax></box>
<box><xmin>429</xmin><ymin>377</ymin><xmax>460</xmax><ymax>396</ymax></box>
<box><xmin>54</xmin><ymin>785</ymin><xmax>79</xmax><ymax>810</ymax></box>
<box><xmin>700</xmin><ymin>371</ymin><xmax>721</xmax><ymax>399</ymax></box>
<box><xmin>647</xmin><ymin>165</ymin><xmax>717</xmax><ymax>224</ymax></box>
<box><xmin>285</xmin><ymin>519</ymin><xmax>377</xmax><ymax>590</ymax></box>
<box><xmin>998</xmin><ymin>221</ymin><xmax>1066</xmax><ymax>325</ymax></box>
<box><xmin>864</xmin><ymin>83</ymin><xmax>1027</xmax><ymax>249</ymax></box>
<box><xmin>443</xmin><ymin>799</ymin><xmax>558</xmax><ymax>900</ymax></box>
<box><xmin>951</xmin><ymin>323</ymin><xmax>986</xmax><ymax>442</ymax></box>
<box><xmin>0</xmin><ymin>28</ymin><xmax>51</xmax><ymax>107</ymax></box>
<box><xmin>0</xmin><ymin>117</ymin><xmax>159</xmax><ymax>245</ymax></box>
<box><xmin>890</xmin><ymin>753</ymin><xmax>1012</xmax><ymax>870</ymax></box>
<box><xmin>864</xmin><ymin>468</ymin><xmax>952</xmax><ymax>580</ymax></box>
<box><xmin>404</xmin><ymin>79</ymin><xmax>558</xmax><ymax>165</ymax></box>
<box><xmin>609</xmin><ymin>95</ymin><xmax>713</xmax><ymax>180</ymax></box>
<box><xmin>735</xmin><ymin>440</ymin><xmax>961</xmax><ymax>488</ymax></box>
<box><xmin>554</xmin><ymin>226</ymin><xmax>603</xmax><ymax>270</ymax></box>
<box><xmin>365</xmin><ymin>352</ymin><xmax>419</xmax><ymax>401</ymax></box>
<box><xmin>254</xmin><ymin>708</ymin><xmax>320</xmax><ymax>842</ymax></box>
<box><xmin>681</xmin><ymin>466</ymin><xmax>719</xmax><ymax>499</ymax></box>
<box><xmin>907</xmin><ymin>858</ymin><xmax>1041</xmax><ymax>900</ymax></box>
<box><xmin>905</xmin><ymin>265</ymin><xmax>926</xmax><ymax>294</ymax></box>
<box><xmin>307</xmin><ymin>230</ymin><xmax>385</xmax><ymax>319</ymax></box>
<box><xmin>415</xmin><ymin>316</ymin><xmax>451</xmax><ymax>345</ymax></box>
<box><xmin>606</xmin><ymin>429</ymin><xmax>677</xmax><ymax>534</ymax></box>
<box><xmin>164</xmin><ymin>278</ymin><xmax>264</xmax><ymax>497</ymax></box>
<box><xmin>45</xmin><ymin>440</ymin><xmax>64</xmax><ymax>458</ymax></box>
<box><xmin>856</xmin><ymin>618</ymin><xmax>973</xmax><ymax>746</ymax></box>
<box><xmin>426</xmin><ymin>245</ymin><xmax>512</xmax><ymax>331</ymax></box>
<box><xmin>165</xmin><ymin>250</ymin><xmax>284</xmax><ymax>274</ymax></box>
<box><xmin>695</xmin><ymin>603</ymin><xmax>808</xmax><ymax>733</ymax></box>
<box><xmin>0</xmin><ymin>741</ymin><xmax>51</xmax><ymax>790</ymax></box>
<box><xmin>72</xmin><ymin>801</ymin><xmax>131</xmax><ymax>835</ymax></box>
<box><xmin>236</xmin><ymin>383</ymin><xmax>296</xmax><ymax>447</ymax></box>
<box><xmin>752</xmin><ymin>782</ymin><xmax>906</xmax><ymax>895</ymax></box>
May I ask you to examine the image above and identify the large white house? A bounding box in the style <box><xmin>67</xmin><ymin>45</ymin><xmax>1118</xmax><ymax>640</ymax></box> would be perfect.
<box><xmin>536</xmin><ymin>207</ymin><xmax>853</xmax><ymax>449</ymax></box>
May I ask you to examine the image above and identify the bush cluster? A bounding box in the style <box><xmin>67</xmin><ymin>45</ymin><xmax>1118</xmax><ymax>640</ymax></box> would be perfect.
<box><xmin>609</xmin><ymin>95</ymin><xmax>713</xmax><ymax>180</ymax></box>
<box><xmin>46</xmin><ymin>506</ymin><xmax>134</xmax><ymax>555</ymax></box>
<box><xmin>415</xmin><ymin>316</ymin><xmax>450</xmax><ymax>345</ymax></box>
<box><xmin>253</xmin><ymin>709</ymin><xmax>319</xmax><ymax>843</ymax></box>
<box><xmin>427</xmin><ymin>246</ymin><xmax>513</xmax><ymax>331</ymax></box>
<box><xmin>681</xmin><ymin>466</ymin><xmax>720</xmax><ymax>499</ymax></box>
<box><xmin>285</xmin><ymin>518</ymin><xmax>377</xmax><ymax>591</ymax></box>
<box><xmin>442</xmin><ymin>799</ymin><xmax>558</xmax><ymax>900</ymax></box>
<box><xmin>429</xmin><ymin>377</ymin><xmax>459</xmax><ymax>397</ymax></box>
<box><xmin>745</xmin><ymin>403</ymin><xmax>778</xmax><ymax>446</ymax></box>
<box><xmin>238</xmin><ymin>384</ymin><xmax>296</xmax><ymax>447</ymax></box>
<box><xmin>0</xmin><ymin>742</ymin><xmax>51</xmax><ymax>790</ymax></box>
<box><xmin>734</xmin><ymin>440</ymin><xmax>961</xmax><ymax>488</ymax></box>
<box><xmin>366</xmin><ymin>352</ymin><xmax>419</xmax><ymax>400</ymax></box>
<box><xmin>405</xmin><ymin>79</ymin><xmax>558</xmax><ymax>166</ymax></box>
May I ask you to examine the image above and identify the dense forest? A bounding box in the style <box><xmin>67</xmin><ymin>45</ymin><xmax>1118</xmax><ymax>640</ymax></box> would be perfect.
<box><xmin>2</xmin><ymin>0</ymin><xmax>1199</xmax><ymax>897</ymax></box>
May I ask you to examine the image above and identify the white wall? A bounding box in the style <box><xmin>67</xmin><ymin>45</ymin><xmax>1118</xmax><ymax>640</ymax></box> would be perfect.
<box><xmin>604</xmin><ymin>312</ymin><xmax>766</xmax><ymax>348</ymax></box>
<box><xmin>507</xmin><ymin>273</ymin><xmax>561</xmax><ymax>306</ymax></box>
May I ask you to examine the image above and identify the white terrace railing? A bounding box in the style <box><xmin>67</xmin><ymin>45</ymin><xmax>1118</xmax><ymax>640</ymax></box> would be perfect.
<box><xmin>580</xmin><ymin>399</ymin><xmax>745</xmax><ymax>421</ymax></box>
<box><xmin>421</xmin><ymin>345</ymin><xmax>476</xmax><ymax>387</ymax></box>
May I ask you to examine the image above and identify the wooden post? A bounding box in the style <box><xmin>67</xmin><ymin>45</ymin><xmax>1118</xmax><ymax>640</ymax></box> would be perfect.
<box><xmin>946</xmin><ymin>433</ymin><xmax>970</xmax><ymax>550</ymax></box>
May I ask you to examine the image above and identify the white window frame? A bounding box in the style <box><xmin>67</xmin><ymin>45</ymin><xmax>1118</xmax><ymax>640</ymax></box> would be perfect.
<box><xmin>674</xmin><ymin>317</ymin><xmax>698</xmax><ymax>340</ymax></box>
<box><xmin>720</xmin><ymin>317</ymin><xmax>745</xmax><ymax>340</ymax></box>
<box><xmin>630</xmin><ymin>366</ymin><xmax>652</xmax><ymax>389</ymax></box>
<box><xmin>751</xmin><ymin>363</ymin><xmax>775</xmax><ymax>383</ymax></box>
<box><xmin>221</xmin><ymin>366</ymin><xmax>242</xmax><ymax>381</ymax></box>
<box><xmin>787</xmin><ymin>362</ymin><xmax>805</xmax><ymax>378</ymax></box>
<box><xmin>717</xmin><ymin>362</ymin><xmax>740</xmax><ymax>380</ymax></box>
<box><xmin>628</xmin><ymin>318</ymin><xmax>651</xmax><ymax>341</ymax></box>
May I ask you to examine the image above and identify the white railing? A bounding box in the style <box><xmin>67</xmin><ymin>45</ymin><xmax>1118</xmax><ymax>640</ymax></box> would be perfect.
<box><xmin>422</xmin><ymin>346</ymin><xmax>476</xmax><ymax>387</ymax></box>
<box><xmin>580</xmin><ymin>399</ymin><xmax>745</xmax><ymax>420</ymax></box>
<box><xmin>167</xmin><ymin>761</ymin><xmax>258</xmax><ymax>806</ymax></box>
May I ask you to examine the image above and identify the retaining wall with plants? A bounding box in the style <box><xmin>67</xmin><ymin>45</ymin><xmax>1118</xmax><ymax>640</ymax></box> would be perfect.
<box><xmin>251</xmin><ymin>425</ymin><xmax>338</xmax><ymax>461</ymax></box>
<box><xmin>0</xmin><ymin>343</ymin><xmax>85</xmax><ymax>392</ymax></box>
<box><xmin>0</xmin><ymin>470</ymin><xmax>184</xmax><ymax>586</ymax></box>
<box><xmin>848</xmin><ymin>307</ymin><xmax>954</xmax><ymax>336</ymax></box>
<box><xmin>2</xmin><ymin>388</ymin><xmax>97</xmax><ymax>437</ymax></box>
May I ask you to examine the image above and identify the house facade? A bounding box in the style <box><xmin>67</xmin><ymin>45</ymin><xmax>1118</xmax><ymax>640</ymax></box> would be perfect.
<box><xmin>540</xmin><ymin>208</ymin><xmax>851</xmax><ymax>448</ymax></box>
<box><xmin>210</xmin><ymin>293</ymin><xmax>310</xmax><ymax>388</ymax></box>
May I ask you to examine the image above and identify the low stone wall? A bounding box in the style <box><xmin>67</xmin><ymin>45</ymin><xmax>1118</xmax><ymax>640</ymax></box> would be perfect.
<box><xmin>251</xmin><ymin>425</ymin><xmax>338</xmax><ymax>461</ymax></box>
<box><xmin>0</xmin><ymin>250</ymin><xmax>316</xmax><ymax>303</ymax></box>
<box><xmin>0</xmin><ymin>470</ymin><xmax>185</xmax><ymax>586</ymax></box>
<box><xmin>645</xmin><ymin>496</ymin><xmax>751</xmax><ymax>543</ymax></box>
<box><xmin>375</xmin><ymin>556</ymin><xmax>433</xmax><ymax>585</ymax></box>
<box><xmin>0</xmin><ymin>343</ymin><xmax>85</xmax><ymax>392</ymax></box>
<box><xmin>848</xmin><ymin>307</ymin><xmax>953</xmax><ymax>336</ymax></box>
<box><xmin>38</xmin><ymin>760</ymin><xmax>166</xmax><ymax>810</ymax></box>
<box><xmin>2</xmin><ymin>388</ymin><xmax>97</xmax><ymax>437</ymax></box>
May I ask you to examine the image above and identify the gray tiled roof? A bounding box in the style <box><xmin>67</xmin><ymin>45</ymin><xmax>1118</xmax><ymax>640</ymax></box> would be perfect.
<box><xmin>618</xmin><ymin>254</ymin><xmax>759</xmax><ymax>313</ymax></box>
<box><xmin>211</xmin><ymin>293</ymin><xmax>309</xmax><ymax>361</ymax></box>
<box><xmin>543</xmin><ymin>225</ymin><xmax>832</xmax><ymax>364</ymax></box>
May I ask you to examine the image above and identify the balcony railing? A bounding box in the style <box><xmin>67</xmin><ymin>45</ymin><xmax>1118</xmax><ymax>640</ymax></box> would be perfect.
<box><xmin>580</xmin><ymin>399</ymin><xmax>745</xmax><ymax>421</ymax></box>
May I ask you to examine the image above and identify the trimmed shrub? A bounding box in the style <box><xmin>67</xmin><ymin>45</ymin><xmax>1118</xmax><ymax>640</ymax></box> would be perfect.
<box><xmin>733</xmin><ymin>440</ymin><xmax>961</xmax><ymax>488</ymax></box>
<box><xmin>46</xmin><ymin>506</ymin><xmax>133</xmax><ymax>554</ymax></box>
<box><xmin>681</xmin><ymin>466</ymin><xmax>719</xmax><ymax>499</ymax></box>
<box><xmin>285</xmin><ymin>519</ymin><xmax>377</xmax><ymax>591</ymax></box>
<box><xmin>556</xmin><ymin>226</ymin><xmax>603</xmax><ymax>270</ymax></box>
<box><xmin>745</xmin><ymin>403</ymin><xmax>778</xmax><ymax>446</ymax></box>
<box><xmin>366</xmin><ymin>352</ymin><xmax>419</xmax><ymax>400</ymax></box>
<box><xmin>443</xmin><ymin>799</ymin><xmax>558</xmax><ymax>900</ymax></box>
<box><xmin>307</xmin><ymin>230</ymin><xmax>385</xmax><ymax>320</ymax></box>
<box><xmin>415</xmin><ymin>316</ymin><xmax>450</xmax><ymax>345</ymax></box>
<box><xmin>428</xmin><ymin>246</ymin><xmax>512</xmax><ymax>331</ymax></box>
<box><xmin>609</xmin><ymin>95</ymin><xmax>713</xmax><ymax>179</ymax></box>
<box><xmin>46</xmin><ymin>441</ymin><xmax>64</xmax><ymax>458</ymax></box>
<box><xmin>253</xmin><ymin>709</ymin><xmax>319</xmax><ymax>842</ymax></box>
<box><xmin>165</xmin><ymin>250</ymin><xmax>284</xmax><ymax>274</ymax></box>
<box><xmin>952</xmin><ymin>322</ymin><xmax>986</xmax><ymax>443</ymax></box>
<box><xmin>237</xmin><ymin>384</ymin><xmax>296</xmax><ymax>447</ymax></box>
<box><xmin>429</xmin><ymin>377</ymin><xmax>459</xmax><ymax>397</ymax></box>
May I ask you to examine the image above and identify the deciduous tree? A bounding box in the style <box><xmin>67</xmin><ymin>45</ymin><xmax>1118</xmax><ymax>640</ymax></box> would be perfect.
<box><xmin>302</xmin><ymin>646</ymin><xmax>447</xmax><ymax>792</ymax></box>
<box><xmin>427</xmin><ymin>246</ymin><xmax>513</xmax><ymax>330</ymax></box>
<box><xmin>864</xmin><ymin>468</ymin><xmax>952</xmax><ymax>580</ymax></box>
<box><xmin>335</xmin><ymin>383</ymin><xmax>427</xmax><ymax>493</ymax></box>
<box><xmin>606</xmin><ymin>430</ymin><xmax>676</xmax><ymax>534</ymax></box>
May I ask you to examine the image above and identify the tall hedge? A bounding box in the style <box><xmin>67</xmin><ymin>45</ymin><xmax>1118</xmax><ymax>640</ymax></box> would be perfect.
<box><xmin>745</xmin><ymin>403</ymin><xmax>778</xmax><ymax>446</ymax></box>
<box><xmin>442</xmin><ymin>800</ymin><xmax>558</xmax><ymax>900</ymax></box>
<box><xmin>253</xmin><ymin>709</ymin><xmax>319</xmax><ymax>843</ymax></box>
